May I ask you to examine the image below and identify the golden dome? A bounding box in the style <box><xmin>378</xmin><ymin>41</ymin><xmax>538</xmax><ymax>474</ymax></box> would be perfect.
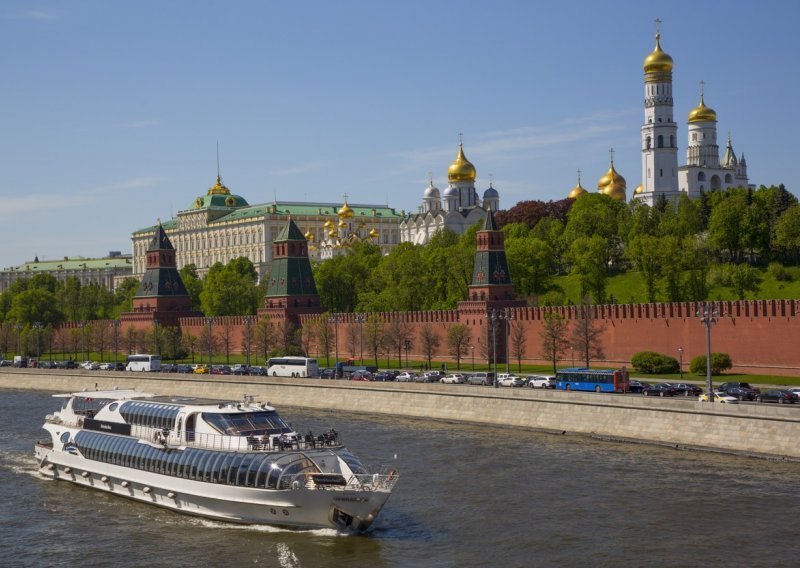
<box><xmin>207</xmin><ymin>176</ymin><xmax>231</xmax><ymax>196</ymax></box>
<box><xmin>568</xmin><ymin>172</ymin><xmax>588</xmax><ymax>199</ymax></box>
<box><xmin>643</xmin><ymin>33</ymin><xmax>673</xmax><ymax>74</ymax></box>
<box><xmin>304</xmin><ymin>230</ymin><xmax>314</xmax><ymax>242</ymax></box>
<box><xmin>597</xmin><ymin>161</ymin><xmax>626</xmax><ymax>192</ymax></box>
<box><xmin>328</xmin><ymin>229</ymin><xmax>337</xmax><ymax>238</ymax></box>
<box><xmin>338</xmin><ymin>202</ymin><xmax>355</xmax><ymax>219</ymax></box>
<box><xmin>447</xmin><ymin>144</ymin><xmax>477</xmax><ymax>183</ymax></box>
<box><xmin>323</xmin><ymin>219</ymin><xmax>334</xmax><ymax>230</ymax></box>
<box><xmin>688</xmin><ymin>94</ymin><xmax>717</xmax><ymax>123</ymax></box>
<box><xmin>338</xmin><ymin>219</ymin><xmax>347</xmax><ymax>229</ymax></box>
<box><xmin>605</xmin><ymin>178</ymin><xmax>627</xmax><ymax>201</ymax></box>
<box><xmin>634</xmin><ymin>184</ymin><xmax>643</xmax><ymax>195</ymax></box>
<box><xmin>368</xmin><ymin>227</ymin><xmax>379</xmax><ymax>238</ymax></box>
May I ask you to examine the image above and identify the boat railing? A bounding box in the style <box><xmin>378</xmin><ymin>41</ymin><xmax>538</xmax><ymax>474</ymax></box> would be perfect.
<box><xmin>276</xmin><ymin>470</ymin><xmax>399</xmax><ymax>493</ymax></box>
<box><xmin>133</xmin><ymin>425</ymin><xmax>342</xmax><ymax>453</ymax></box>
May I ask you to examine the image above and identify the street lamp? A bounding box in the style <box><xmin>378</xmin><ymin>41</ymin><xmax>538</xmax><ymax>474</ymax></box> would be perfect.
<box><xmin>471</xmin><ymin>344</ymin><xmax>475</xmax><ymax>371</ymax></box>
<box><xmin>403</xmin><ymin>339</ymin><xmax>411</xmax><ymax>368</ymax></box>
<box><xmin>697</xmin><ymin>303</ymin><xmax>718</xmax><ymax>401</ymax></box>
<box><xmin>244</xmin><ymin>316</ymin><xmax>254</xmax><ymax>367</ymax></box>
<box><xmin>678</xmin><ymin>346</ymin><xmax>684</xmax><ymax>379</ymax></box>
<box><xmin>488</xmin><ymin>309</ymin><xmax>514</xmax><ymax>387</ymax></box>
<box><xmin>15</xmin><ymin>323</ymin><xmax>23</xmax><ymax>356</ymax></box>
<box><xmin>329</xmin><ymin>314</ymin><xmax>341</xmax><ymax>377</ymax></box>
<box><xmin>354</xmin><ymin>313</ymin><xmax>367</xmax><ymax>365</ymax></box>
<box><xmin>571</xmin><ymin>346</ymin><xmax>575</xmax><ymax>367</ymax></box>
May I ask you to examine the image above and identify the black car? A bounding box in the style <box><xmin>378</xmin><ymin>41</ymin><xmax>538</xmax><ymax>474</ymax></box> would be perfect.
<box><xmin>175</xmin><ymin>364</ymin><xmax>193</xmax><ymax>374</ymax></box>
<box><xmin>38</xmin><ymin>361</ymin><xmax>57</xmax><ymax>369</ymax></box>
<box><xmin>372</xmin><ymin>372</ymin><xmax>394</xmax><ymax>382</ymax></box>
<box><xmin>628</xmin><ymin>380</ymin><xmax>650</xmax><ymax>393</ymax></box>
<box><xmin>718</xmin><ymin>382</ymin><xmax>759</xmax><ymax>401</ymax></box>
<box><xmin>160</xmin><ymin>363</ymin><xmax>177</xmax><ymax>373</ymax></box>
<box><xmin>642</xmin><ymin>383</ymin><xmax>677</xmax><ymax>397</ymax></box>
<box><xmin>756</xmin><ymin>389</ymin><xmax>798</xmax><ymax>404</ymax></box>
<box><xmin>319</xmin><ymin>368</ymin><xmax>335</xmax><ymax>379</ymax></box>
<box><xmin>667</xmin><ymin>383</ymin><xmax>703</xmax><ymax>396</ymax></box>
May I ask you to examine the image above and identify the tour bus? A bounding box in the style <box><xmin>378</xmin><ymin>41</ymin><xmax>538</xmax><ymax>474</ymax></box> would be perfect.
<box><xmin>555</xmin><ymin>367</ymin><xmax>629</xmax><ymax>393</ymax></box>
<box><xmin>125</xmin><ymin>354</ymin><xmax>162</xmax><ymax>372</ymax></box>
<box><xmin>266</xmin><ymin>356</ymin><xmax>319</xmax><ymax>378</ymax></box>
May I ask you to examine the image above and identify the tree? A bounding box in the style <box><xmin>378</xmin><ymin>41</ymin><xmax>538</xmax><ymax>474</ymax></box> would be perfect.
<box><xmin>92</xmin><ymin>320</ymin><xmax>111</xmax><ymax>361</ymax></box>
<box><xmin>566</xmin><ymin>235</ymin><xmax>610</xmax><ymax>304</ymax></box>
<box><xmin>419</xmin><ymin>324</ymin><xmax>441</xmax><ymax>369</ymax></box>
<box><xmin>198</xmin><ymin>320</ymin><xmax>220</xmax><ymax>364</ymax></box>
<box><xmin>298</xmin><ymin>322</ymin><xmax>315</xmax><ymax>358</ymax></box>
<box><xmin>774</xmin><ymin>204</ymin><xmax>800</xmax><ymax>263</ymax></box>
<box><xmin>179</xmin><ymin>264</ymin><xmax>204</xmax><ymax>311</ymax></box>
<box><xmin>540</xmin><ymin>312</ymin><xmax>570</xmax><ymax>375</ymax></box>
<box><xmin>182</xmin><ymin>332</ymin><xmax>198</xmax><ymax>363</ymax></box>
<box><xmin>241</xmin><ymin>317</ymin><xmax>257</xmax><ymax>365</ymax></box>
<box><xmin>313</xmin><ymin>316</ymin><xmax>333</xmax><ymax>366</ymax></box>
<box><xmin>446</xmin><ymin>324</ymin><xmax>472</xmax><ymax>370</ymax></box>
<box><xmin>200</xmin><ymin>259</ymin><xmax>259</xmax><ymax>316</ymax></box>
<box><xmin>570</xmin><ymin>299</ymin><xmax>605</xmax><ymax>367</ymax></box>
<box><xmin>162</xmin><ymin>326</ymin><xmax>185</xmax><ymax>363</ymax></box>
<box><xmin>625</xmin><ymin>234</ymin><xmax>663</xmax><ymax>302</ymax></box>
<box><xmin>708</xmin><ymin>192</ymin><xmax>747</xmax><ymax>262</ymax></box>
<box><xmin>346</xmin><ymin>322</ymin><xmax>360</xmax><ymax>362</ymax></box>
<box><xmin>124</xmin><ymin>325</ymin><xmax>138</xmax><ymax>354</ymax></box>
<box><xmin>363</xmin><ymin>315</ymin><xmax>385</xmax><ymax>368</ymax></box>
<box><xmin>726</xmin><ymin>263</ymin><xmax>762</xmax><ymax>300</ymax></box>
<box><xmin>6</xmin><ymin>288</ymin><xmax>63</xmax><ymax>327</ymax></box>
<box><xmin>386</xmin><ymin>316</ymin><xmax>413</xmax><ymax>367</ymax></box>
<box><xmin>509</xmin><ymin>321</ymin><xmax>527</xmax><ymax>372</ymax></box>
<box><xmin>219</xmin><ymin>319</ymin><xmax>234</xmax><ymax>364</ymax></box>
<box><xmin>505</xmin><ymin>236</ymin><xmax>555</xmax><ymax>297</ymax></box>
<box><xmin>254</xmin><ymin>317</ymin><xmax>276</xmax><ymax>365</ymax></box>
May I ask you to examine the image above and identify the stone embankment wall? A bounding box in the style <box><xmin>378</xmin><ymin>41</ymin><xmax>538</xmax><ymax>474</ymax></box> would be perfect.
<box><xmin>4</xmin><ymin>369</ymin><xmax>799</xmax><ymax>460</ymax></box>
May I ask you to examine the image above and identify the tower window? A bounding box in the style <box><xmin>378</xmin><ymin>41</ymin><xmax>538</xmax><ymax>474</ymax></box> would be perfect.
<box><xmin>646</xmin><ymin>136</ymin><xmax>651</xmax><ymax>149</ymax></box>
<box><xmin>670</xmin><ymin>135</ymin><xmax>675</xmax><ymax>147</ymax></box>
<box><xmin>692</xmin><ymin>133</ymin><xmax>697</xmax><ymax>141</ymax></box>
<box><xmin>698</xmin><ymin>172</ymin><xmax>706</xmax><ymax>182</ymax></box>
<box><xmin>657</xmin><ymin>135</ymin><xmax>664</xmax><ymax>148</ymax></box>
<box><xmin>658</xmin><ymin>118</ymin><xmax>662</xmax><ymax>123</ymax></box>
<box><xmin>660</xmin><ymin>168</ymin><xmax>663</xmax><ymax>177</ymax></box>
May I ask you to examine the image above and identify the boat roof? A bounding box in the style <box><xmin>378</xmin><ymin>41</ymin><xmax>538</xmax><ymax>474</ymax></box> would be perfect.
<box><xmin>55</xmin><ymin>390</ymin><xmax>276</xmax><ymax>412</ymax></box>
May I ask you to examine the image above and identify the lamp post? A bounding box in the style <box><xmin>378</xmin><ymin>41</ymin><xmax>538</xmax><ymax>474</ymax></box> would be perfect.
<box><xmin>678</xmin><ymin>346</ymin><xmax>684</xmax><ymax>379</ymax></box>
<box><xmin>488</xmin><ymin>309</ymin><xmax>513</xmax><ymax>387</ymax></box>
<box><xmin>504</xmin><ymin>309</ymin><xmax>515</xmax><ymax>374</ymax></box>
<box><xmin>471</xmin><ymin>344</ymin><xmax>475</xmax><ymax>371</ymax></box>
<box><xmin>244</xmin><ymin>316</ymin><xmax>253</xmax><ymax>367</ymax></box>
<box><xmin>329</xmin><ymin>314</ymin><xmax>341</xmax><ymax>378</ymax></box>
<box><xmin>697</xmin><ymin>303</ymin><xmax>718</xmax><ymax>401</ymax></box>
<box><xmin>354</xmin><ymin>313</ymin><xmax>367</xmax><ymax>365</ymax></box>
<box><xmin>403</xmin><ymin>339</ymin><xmax>411</xmax><ymax>368</ymax></box>
<box><xmin>33</xmin><ymin>322</ymin><xmax>43</xmax><ymax>360</ymax></box>
<box><xmin>206</xmin><ymin>317</ymin><xmax>214</xmax><ymax>369</ymax></box>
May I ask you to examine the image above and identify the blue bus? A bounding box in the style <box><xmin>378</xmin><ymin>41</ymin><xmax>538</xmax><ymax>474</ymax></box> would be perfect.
<box><xmin>555</xmin><ymin>368</ymin><xmax>629</xmax><ymax>393</ymax></box>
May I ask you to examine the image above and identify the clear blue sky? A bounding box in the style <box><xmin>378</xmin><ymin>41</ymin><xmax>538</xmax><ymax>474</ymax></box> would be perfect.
<box><xmin>2</xmin><ymin>1</ymin><xmax>797</xmax><ymax>268</ymax></box>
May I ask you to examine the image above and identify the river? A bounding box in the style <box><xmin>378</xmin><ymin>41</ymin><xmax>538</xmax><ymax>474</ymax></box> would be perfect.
<box><xmin>1</xmin><ymin>389</ymin><xmax>797</xmax><ymax>567</ymax></box>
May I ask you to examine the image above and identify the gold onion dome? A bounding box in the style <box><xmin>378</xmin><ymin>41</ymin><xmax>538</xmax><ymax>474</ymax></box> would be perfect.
<box><xmin>597</xmin><ymin>161</ymin><xmax>626</xmax><ymax>193</ymax></box>
<box><xmin>643</xmin><ymin>33</ymin><xmax>673</xmax><ymax>74</ymax></box>
<box><xmin>568</xmin><ymin>173</ymin><xmax>588</xmax><ymax>199</ymax></box>
<box><xmin>207</xmin><ymin>176</ymin><xmax>231</xmax><ymax>195</ymax></box>
<box><xmin>688</xmin><ymin>94</ymin><xmax>717</xmax><ymax>123</ymax></box>
<box><xmin>634</xmin><ymin>183</ymin><xmax>643</xmax><ymax>195</ymax></box>
<box><xmin>328</xmin><ymin>229</ymin><xmax>337</xmax><ymax>238</ymax></box>
<box><xmin>447</xmin><ymin>144</ymin><xmax>477</xmax><ymax>183</ymax></box>
<box><xmin>338</xmin><ymin>219</ymin><xmax>347</xmax><ymax>229</ymax></box>
<box><xmin>304</xmin><ymin>230</ymin><xmax>314</xmax><ymax>242</ymax></box>
<box><xmin>337</xmin><ymin>202</ymin><xmax>354</xmax><ymax>219</ymax></box>
<box><xmin>605</xmin><ymin>178</ymin><xmax>627</xmax><ymax>201</ymax></box>
<box><xmin>323</xmin><ymin>219</ymin><xmax>334</xmax><ymax>230</ymax></box>
<box><xmin>369</xmin><ymin>227</ymin><xmax>379</xmax><ymax>238</ymax></box>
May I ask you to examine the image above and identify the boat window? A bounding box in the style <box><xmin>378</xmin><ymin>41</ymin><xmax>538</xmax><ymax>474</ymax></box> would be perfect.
<box><xmin>202</xmin><ymin>411</ymin><xmax>291</xmax><ymax>436</ymax></box>
<box><xmin>108</xmin><ymin>403</ymin><xmax>118</xmax><ymax>412</ymax></box>
<box><xmin>72</xmin><ymin>397</ymin><xmax>115</xmax><ymax>416</ymax></box>
<box><xmin>119</xmin><ymin>402</ymin><xmax>181</xmax><ymax>430</ymax></box>
<box><xmin>226</xmin><ymin>454</ymin><xmax>246</xmax><ymax>484</ymax></box>
<box><xmin>336</xmin><ymin>449</ymin><xmax>368</xmax><ymax>475</ymax></box>
<box><xmin>60</xmin><ymin>432</ymin><xmax>70</xmax><ymax>444</ymax></box>
<box><xmin>205</xmin><ymin>452</ymin><xmax>226</xmax><ymax>482</ymax></box>
<box><xmin>215</xmin><ymin>453</ymin><xmax>236</xmax><ymax>484</ymax></box>
<box><xmin>235</xmin><ymin>454</ymin><xmax>257</xmax><ymax>486</ymax></box>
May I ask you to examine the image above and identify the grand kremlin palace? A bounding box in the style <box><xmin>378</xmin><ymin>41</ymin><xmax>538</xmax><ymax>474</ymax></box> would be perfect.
<box><xmin>131</xmin><ymin>176</ymin><xmax>403</xmax><ymax>280</ymax></box>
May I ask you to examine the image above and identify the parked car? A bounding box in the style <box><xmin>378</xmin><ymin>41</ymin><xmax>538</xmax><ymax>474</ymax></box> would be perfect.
<box><xmin>497</xmin><ymin>374</ymin><xmax>524</xmax><ymax>387</ymax></box>
<box><xmin>718</xmin><ymin>382</ymin><xmax>759</xmax><ymax>401</ymax></box>
<box><xmin>698</xmin><ymin>392</ymin><xmax>739</xmax><ymax>404</ymax></box>
<box><xmin>467</xmin><ymin>372</ymin><xmax>495</xmax><ymax>386</ymax></box>
<box><xmin>0</xmin><ymin>359</ymin><xmax>11</xmax><ymax>367</ymax></box>
<box><xmin>372</xmin><ymin>372</ymin><xmax>393</xmax><ymax>382</ymax></box>
<box><xmin>351</xmin><ymin>370</ymin><xmax>373</xmax><ymax>381</ymax></box>
<box><xmin>249</xmin><ymin>366</ymin><xmax>268</xmax><ymax>377</ymax></box>
<box><xmin>642</xmin><ymin>383</ymin><xmax>677</xmax><ymax>397</ymax></box>
<box><xmin>319</xmin><ymin>368</ymin><xmax>335</xmax><ymax>379</ymax></box>
<box><xmin>789</xmin><ymin>387</ymin><xmax>800</xmax><ymax>400</ymax></box>
<box><xmin>666</xmin><ymin>383</ymin><xmax>704</xmax><ymax>396</ymax></box>
<box><xmin>193</xmin><ymin>365</ymin><xmax>209</xmax><ymax>374</ymax></box>
<box><xmin>38</xmin><ymin>360</ymin><xmax>57</xmax><ymax>369</ymax></box>
<box><xmin>395</xmin><ymin>372</ymin><xmax>416</xmax><ymax>382</ymax></box>
<box><xmin>627</xmin><ymin>380</ymin><xmax>650</xmax><ymax>393</ymax></box>
<box><xmin>413</xmin><ymin>373</ymin><xmax>437</xmax><ymax>383</ymax></box>
<box><xmin>756</xmin><ymin>389</ymin><xmax>798</xmax><ymax>404</ymax></box>
<box><xmin>524</xmin><ymin>375</ymin><xmax>555</xmax><ymax>389</ymax></box>
<box><xmin>441</xmin><ymin>374</ymin><xmax>466</xmax><ymax>384</ymax></box>
<box><xmin>80</xmin><ymin>361</ymin><xmax>100</xmax><ymax>371</ymax></box>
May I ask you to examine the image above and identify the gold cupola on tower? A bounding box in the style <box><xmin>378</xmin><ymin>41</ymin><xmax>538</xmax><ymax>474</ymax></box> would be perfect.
<box><xmin>207</xmin><ymin>176</ymin><xmax>231</xmax><ymax>196</ymax></box>
<box><xmin>597</xmin><ymin>161</ymin><xmax>626</xmax><ymax>194</ymax></box>
<box><xmin>337</xmin><ymin>200</ymin><xmax>355</xmax><ymax>219</ymax></box>
<box><xmin>643</xmin><ymin>32</ymin><xmax>673</xmax><ymax>74</ymax></box>
<box><xmin>688</xmin><ymin>83</ymin><xmax>717</xmax><ymax>123</ymax></box>
<box><xmin>448</xmin><ymin>143</ymin><xmax>477</xmax><ymax>183</ymax></box>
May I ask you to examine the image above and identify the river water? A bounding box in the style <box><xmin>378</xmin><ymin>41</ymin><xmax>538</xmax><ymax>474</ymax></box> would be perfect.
<box><xmin>1</xmin><ymin>388</ymin><xmax>798</xmax><ymax>568</ymax></box>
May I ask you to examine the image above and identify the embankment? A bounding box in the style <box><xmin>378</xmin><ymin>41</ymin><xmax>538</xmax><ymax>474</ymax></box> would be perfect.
<box><xmin>3</xmin><ymin>369</ymin><xmax>799</xmax><ymax>460</ymax></box>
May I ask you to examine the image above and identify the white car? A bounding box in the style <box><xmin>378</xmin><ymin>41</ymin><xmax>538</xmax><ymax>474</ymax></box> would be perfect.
<box><xmin>698</xmin><ymin>392</ymin><xmax>739</xmax><ymax>404</ymax></box>
<box><xmin>525</xmin><ymin>375</ymin><xmax>555</xmax><ymax>389</ymax></box>
<box><xmin>81</xmin><ymin>361</ymin><xmax>100</xmax><ymax>370</ymax></box>
<box><xmin>441</xmin><ymin>374</ymin><xmax>466</xmax><ymax>384</ymax></box>
<box><xmin>395</xmin><ymin>372</ymin><xmax>416</xmax><ymax>382</ymax></box>
<box><xmin>497</xmin><ymin>374</ymin><xmax>524</xmax><ymax>387</ymax></box>
<box><xmin>98</xmin><ymin>362</ymin><xmax>113</xmax><ymax>371</ymax></box>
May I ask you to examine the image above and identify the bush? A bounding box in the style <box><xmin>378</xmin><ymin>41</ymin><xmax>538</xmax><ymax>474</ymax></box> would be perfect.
<box><xmin>631</xmin><ymin>351</ymin><xmax>680</xmax><ymax>374</ymax></box>
<box><xmin>689</xmin><ymin>353</ymin><xmax>733</xmax><ymax>375</ymax></box>
<box><xmin>768</xmin><ymin>262</ymin><xmax>793</xmax><ymax>282</ymax></box>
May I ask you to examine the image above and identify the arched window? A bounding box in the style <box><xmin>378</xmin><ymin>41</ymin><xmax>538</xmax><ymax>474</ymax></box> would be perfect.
<box><xmin>646</xmin><ymin>136</ymin><xmax>651</xmax><ymax>149</ymax></box>
<box><xmin>725</xmin><ymin>173</ymin><xmax>733</xmax><ymax>184</ymax></box>
<box><xmin>698</xmin><ymin>172</ymin><xmax>706</xmax><ymax>182</ymax></box>
<box><xmin>670</xmin><ymin>135</ymin><xmax>675</xmax><ymax>147</ymax></box>
<box><xmin>657</xmin><ymin>135</ymin><xmax>664</xmax><ymax>148</ymax></box>
<box><xmin>692</xmin><ymin>133</ymin><xmax>697</xmax><ymax>141</ymax></box>
<box><xmin>710</xmin><ymin>175</ymin><xmax>721</xmax><ymax>190</ymax></box>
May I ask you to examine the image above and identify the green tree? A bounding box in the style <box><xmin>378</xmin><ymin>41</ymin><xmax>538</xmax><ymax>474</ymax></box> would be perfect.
<box><xmin>363</xmin><ymin>315</ymin><xmax>384</xmax><ymax>368</ymax></box>
<box><xmin>774</xmin><ymin>204</ymin><xmax>800</xmax><ymax>262</ymax></box>
<box><xmin>726</xmin><ymin>263</ymin><xmax>762</xmax><ymax>300</ymax></box>
<box><xmin>708</xmin><ymin>192</ymin><xmax>747</xmax><ymax>262</ymax></box>
<box><xmin>6</xmin><ymin>288</ymin><xmax>63</xmax><ymax>326</ymax></box>
<box><xmin>200</xmin><ymin>258</ymin><xmax>259</xmax><ymax>316</ymax></box>
<box><xmin>566</xmin><ymin>235</ymin><xmax>610</xmax><ymax>304</ymax></box>
<box><xmin>570</xmin><ymin>299</ymin><xmax>604</xmax><ymax>367</ymax></box>
<box><xmin>419</xmin><ymin>324</ymin><xmax>441</xmax><ymax>369</ymax></box>
<box><xmin>625</xmin><ymin>234</ymin><xmax>663</xmax><ymax>302</ymax></box>
<box><xmin>505</xmin><ymin>236</ymin><xmax>555</xmax><ymax>297</ymax></box>
<box><xmin>179</xmin><ymin>264</ymin><xmax>204</xmax><ymax>311</ymax></box>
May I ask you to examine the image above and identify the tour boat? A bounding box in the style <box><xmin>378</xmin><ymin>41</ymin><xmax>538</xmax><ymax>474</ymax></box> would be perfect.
<box><xmin>34</xmin><ymin>389</ymin><xmax>398</xmax><ymax>531</ymax></box>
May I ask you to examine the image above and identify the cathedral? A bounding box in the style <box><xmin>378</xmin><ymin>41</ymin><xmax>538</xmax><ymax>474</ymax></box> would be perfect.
<box><xmin>399</xmin><ymin>143</ymin><xmax>500</xmax><ymax>244</ymax></box>
<box><xmin>569</xmin><ymin>24</ymin><xmax>752</xmax><ymax>204</ymax></box>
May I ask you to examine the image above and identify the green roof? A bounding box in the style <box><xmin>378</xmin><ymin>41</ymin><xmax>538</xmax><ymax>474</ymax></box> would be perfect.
<box><xmin>3</xmin><ymin>256</ymin><xmax>132</xmax><ymax>272</ymax></box>
<box><xmin>275</xmin><ymin>218</ymin><xmax>306</xmax><ymax>242</ymax></box>
<box><xmin>190</xmin><ymin>193</ymin><xmax>250</xmax><ymax>209</ymax></box>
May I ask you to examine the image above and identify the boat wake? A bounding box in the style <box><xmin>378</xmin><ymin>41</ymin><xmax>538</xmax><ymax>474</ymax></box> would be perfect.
<box><xmin>0</xmin><ymin>451</ymin><xmax>41</xmax><ymax>478</ymax></box>
<box><xmin>184</xmin><ymin>516</ymin><xmax>347</xmax><ymax>538</ymax></box>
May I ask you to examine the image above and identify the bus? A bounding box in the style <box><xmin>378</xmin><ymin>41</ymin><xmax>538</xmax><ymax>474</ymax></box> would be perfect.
<box><xmin>555</xmin><ymin>367</ymin><xmax>629</xmax><ymax>393</ymax></box>
<box><xmin>266</xmin><ymin>356</ymin><xmax>319</xmax><ymax>378</ymax></box>
<box><xmin>126</xmin><ymin>354</ymin><xmax>162</xmax><ymax>372</ymax></box>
